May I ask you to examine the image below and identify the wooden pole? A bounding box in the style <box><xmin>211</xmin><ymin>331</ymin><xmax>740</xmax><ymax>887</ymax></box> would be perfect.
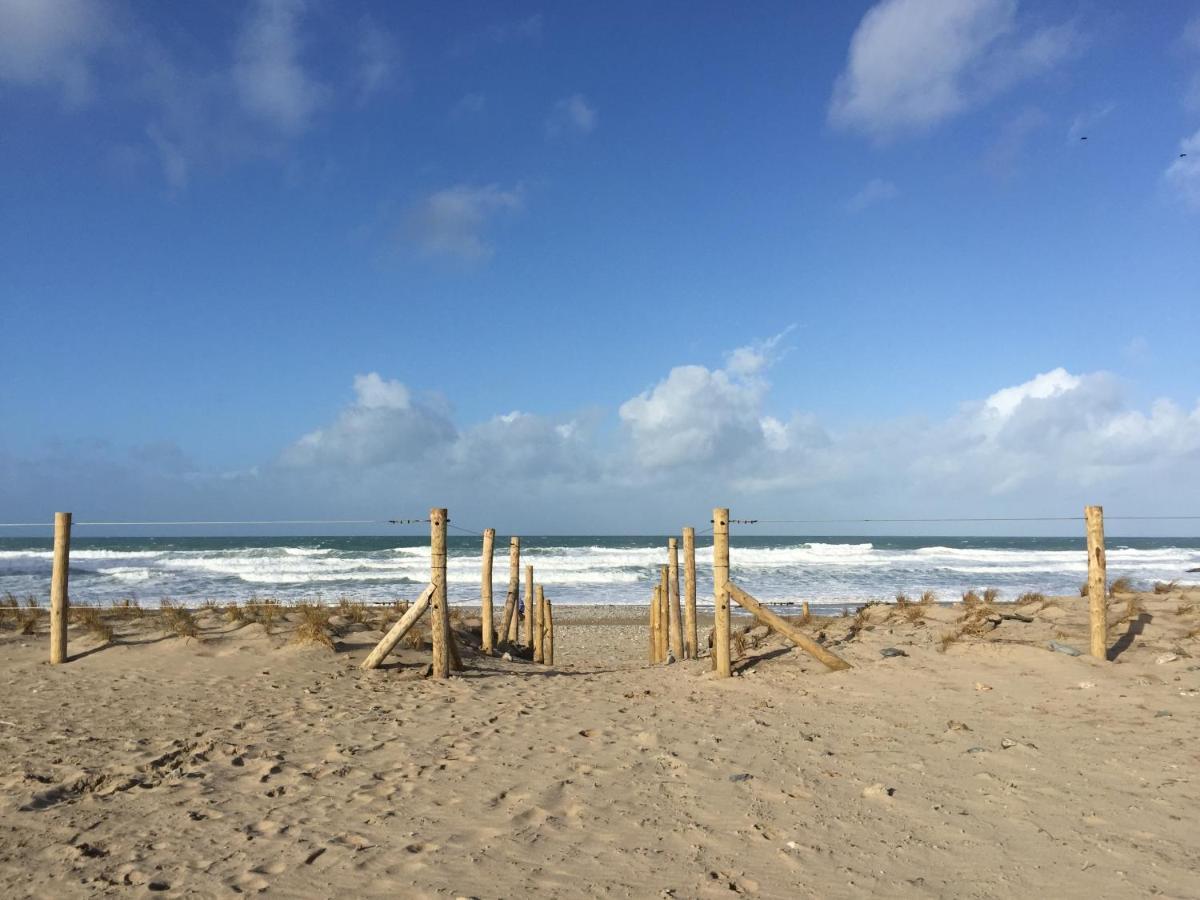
<box><xmin>544</xmin><ymin>596</ymin><xmax>554</xmax><ymax>665</ymax></box>
<box><xmin>657</xmin><ymin>565</ymin><xmax>670</xmax><ymax>661</ymax></box>
<box><xmin>1085</xmin><ymin>505</ymin><xmax>1108</xmax><ymax>661</ymax></box>
<box><xmin>682</xmin><ymin>526</ymin><xmax>697</xmax><ymax>660</ymax></box>
<box><xmin>802</xmin><ymin>601</ymin><xmax>811</xmax><ymax>619</ymax></box>
<box><xmin>726</xmin><ymin>582</ymin><xmax>851</xmax><ymax>672</ymax></box>
<box><xmin>480</xmin><ymin>528</ymin><xmax>496</xmax><ymax>654</ymax></box>
<box><xmin>534</xmin><ymin>584</ymin><xmax>546</xmax><ymax>663</ymax></box>
<box><xmin>667</xmin><ymin>538</ymin><xmax>683</xmax><ymax>660</ymax></box>
<box><xmin>49</xmin><ymin>511</ymin><xmax>71</xmax><ymax>665</ymax></box>
<box><xmin>648</xmin><ymin>587</ymin><xmax>659</xmax><ymax>663</ymax></box>
<box><xmin>501</xmin><ymin>537</ymin><xmax>520</xmax><ymax>645</ymax></box>
<box><xmin>713</xmin><ymin>507</ymin><xmax>731</xmax><ymax>677</ymax></box>
<box><xmin>430</xmin><ymin>508</ymin><xmax>449</xmax><ymax>679</ymax></box>
<box><xmin>524</xmin><ymin>564</ymin><xmax>535</xmax><ymax>650</ymax></box>
<box><xmin>361</xmin><ymin>583</ymin><xmax>435</xmax><ymax>669</ymax></box>
<box><xmin>448</xmin><ymin>625</ymin><xmax>464</xmax><ymax>671</ymax></box>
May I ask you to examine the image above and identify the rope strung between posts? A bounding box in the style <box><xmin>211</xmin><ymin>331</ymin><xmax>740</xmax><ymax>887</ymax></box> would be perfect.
<box><xmin>0</xmin><ymin>517</ymin><xmax>431</xmax><ymax>528</ymax></box>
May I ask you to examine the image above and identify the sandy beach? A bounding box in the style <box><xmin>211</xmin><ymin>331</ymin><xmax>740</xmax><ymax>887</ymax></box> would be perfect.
<box><xmin>1</xmin><ymin>589</ymin><xmax>1198</xmax><ymax>899</ymax></box>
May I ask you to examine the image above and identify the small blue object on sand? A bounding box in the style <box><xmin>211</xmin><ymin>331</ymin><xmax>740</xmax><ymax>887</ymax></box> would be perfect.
<box><xmin>1047</xmin><ymin>640</ymin><xmax>1082</xmax><ymax>656</ymax></box>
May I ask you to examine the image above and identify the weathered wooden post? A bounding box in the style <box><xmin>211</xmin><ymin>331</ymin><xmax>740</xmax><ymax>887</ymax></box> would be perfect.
<box><xmin>667</xmin><ymin>538</ymin><xmax>683</xmax><ymax>660</ymax></box>
<box><xmin>524</xmin><ymin>564</ymin><xmax>535</xmax><ymax>650</ymax></box>
<box><xmin>682</xmin><ymin>526</ymin><xmax>697</xmax><ymax>660</ymax></box>
<box><xmin>49</xmin><ymin>511</ymin><xmax>71</xmax><ymax>665</ymax></box>
<box><xmin>802</xmin><ymin>600</ymin><xmax>811</xmax><ymax>619</ymax></box>
<box><xmin>430</xmin><ymin>508</ymin><xmax>450</xmax><ymax>679</ymax></box>
<box><xmin>544</xmin><ymin>595</ymin><xmax>554</xmax><ymax>665</ymax></box>
<box><xmin>480</xmin><ymin>528</ymin><xmax>496</xmax><ymax>653</ymax></box>
<box><xmin>534</xmin><ymin>584</ymin><xmax>546</xmax><ymax>663</ymax></box>
<box><xmin>648</xmin><ymin>587</ymin><xmax>659</xmax><ymax>663</ymax></box>
<box><xmin>657</xmin><ymin>565</ymin><xmax>670</xmax><ymax>661</ymax></box>
<box><xmin>1085</xmin><ymin>505</ymin><xmax>1108</xmax><ymax>660</ymax></box>
<box><xmin>501</xmin><ymin>537</ymin><xmax>520</xmax><ymax>645</ymax></box>
<box><xmin>361</xmin><ymin>583</ymin><xmax>435</xmax><ymax>669</ymax></box>
<box><xmin>713</xmin><ymin>507</ymin><xmax>731</xmax><ymax>677</ymax></box>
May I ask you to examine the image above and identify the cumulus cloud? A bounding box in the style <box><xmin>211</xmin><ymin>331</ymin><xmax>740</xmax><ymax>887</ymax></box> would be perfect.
<box><xmin>829</xmin><ymin>0</ymin><xmax>1082</xmax><ymax>142</ymax></box>
<box><xmin>546</xmin><ymin>94</ymin><xmax>597</xmax><ymax>137</ymax></box>
<box><xmin>846</xmin><ymin>177</ymin><xmax>898</xmax><ymax>212</ymax></box>
<box><xmin>281</xmin><ymin>373</ymin><xmax>456</xmax><ymax>468</ymax></box>
<box><xmin>0</xmin><ymin>0</ymin><xmax>111</xmax><ymax>105</ymax></box>
<box><xmin>407</xmin><ymin>183</ymin><xmax>525</xmax><ymax>261</ymax></box>
<box><xmin>232</xmin><ymin>0</ymin><xmax>328</xmax><ymax>134</ymax></box>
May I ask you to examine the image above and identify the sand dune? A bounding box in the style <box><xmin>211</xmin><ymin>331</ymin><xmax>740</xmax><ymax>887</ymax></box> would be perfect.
<box><xmin>1</xmin><ymin>591</ymin><xmax>1198</xmax><ymax>898</ymax></box>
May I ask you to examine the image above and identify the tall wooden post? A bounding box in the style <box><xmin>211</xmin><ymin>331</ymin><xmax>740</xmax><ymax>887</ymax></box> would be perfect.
<box><xmin>429</xmin><ymin>508</ymin><xmax>450</xmax><ymax>679</ymax></box>
<box><xmin>713</xmin><ymin>507</ymin><xmax>731</xmax><ymax>677</ymax></box>
<box><xmin>1085</xmin><ymin>505</ymin><xmax>1108</xmax><ymax>661</ymax></box>
<box><xmin>49</xmin><ymin>511</ymin><xmax>71</xmax><ymax>665</ymax></box>
<box><xmin>544</xmin><ymin>596</ymin><xmax>554</xmax><ymax>665</ymax></box>
<box><xmin>524</xmin><ymin>564</ymin><xmax>535</xmax><ymax>650</ymax></box>
<box><xmin>657</xmin><ymin>565</ymin><xmax>670</xmax><ymax>661</ymax></box>
<box><xmin>502</xmin><ymin>537</ymin><xmax>520</xmax><ymax>644</ymax></box>
<box><xmin>682</xmin><ymin>526</ymin><xmax>697</xmax><ymax>660</ymax></box>
<box><xmin>480</xmin><ymin>528</ymin><xmax>496</xmax><ymax>653</ymax></box>
<box><xmin>534</xmin><ymin>584</ymin><xmax>546</xmax><ymax>663</ymax></box>
<box><xmin>667</xmin><ymin>538</ymin><xmax>683</xmax><ymax>660</ymax></box>
<box><xmin>650</xmin><ymin>586</ymin><xmax>662</xmax><ymax>662</ymax></box>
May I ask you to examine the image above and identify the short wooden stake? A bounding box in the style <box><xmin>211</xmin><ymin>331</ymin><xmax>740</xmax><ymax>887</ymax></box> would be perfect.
<box><xmin>524</xmin><ymin>564</ymin><xmax>535</xmax><ymax>650</ymax></box>
<box><xmin>501</xmin><ymin>537</ymin><xmax>520</xmax><ymax>644</ymax></box>
<box><xmin>682</xmin><ymin>526</ymin><xmax>697</xmax><ymax>660</ymax></box>
<box><xmin>534</xmin><ymin>584</ymin><xmax>546</xmax><ymax>663</ymax></box>
<box><xmin>712</xmin><ymin>507</ymin><xmax>731</xmax><ymax>677</ymax></box>
<box><xmin>667</xmin><ymin>538</ymin><xmax>683</xmax><ymax>660</ymax></box>
<box><xmin>480</xmin><ymin>528</ymin><xmax>496</xmax><ymax>654</ymax></box>
<box><xmin>802</xmin><ymin>600</ymin><xmax>810</xmax><ymax>619</ymax></box>
<box><xmin>726</xmin><ymin>582</ymin><xmax>850</xmax><ymax>672</ymax></box>
<box><xmin>1085</xmin><ymin>505</ymin><xmax>1108</xmax><ymax>660</ymax></box>
<box><xmin>49</xmin><ymin>511</ymin><xmax>71</xmax><ymax>665</ymax></box>
<box><xmin>448</xmin><ymin>625</ymin><xmax>464</xmax><ymax>671</ymax></box>
<box><xmin>544</xmin><ymin>596</ymin><xmax>554</xmax><ymax>665</ymax></box>
<box><xmin>429</xmin><ymin>508</ymin><xmax>450</xmax><ymax>679</ymax></box>
<box><xmin>361</xmin><ymin>583</ymin><xmax>436</xmax><ymax>669</ymax></box>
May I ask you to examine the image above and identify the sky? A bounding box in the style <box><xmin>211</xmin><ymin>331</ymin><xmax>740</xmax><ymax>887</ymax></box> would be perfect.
<box><xmin>2</xmin><ymin>0</ymin><xmax>1200</xmax><ymax>536</ymax></box>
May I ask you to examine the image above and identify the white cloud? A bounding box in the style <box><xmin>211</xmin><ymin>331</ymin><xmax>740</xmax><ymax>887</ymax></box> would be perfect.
<box><xmin>846</xmin><ymin>177</ymin><xmax>898</xmax><ymax>212</ymax></box>
<box><xmin>407</xmin><ymin>183</ymin><xmax>525</xmax><ymax>261</ymax></box>
<box><xmin>1066</xmin><ymin>102</ymin><xmax>1114</xmax><ymax>141</ymax></box>
<box><xmin>281</xmin><ymin>373</ymin><xmax>455</xmax><ymax>468</ymax></box>
<box><xmin>546</xmin><ymin>94</ymin><xmax>597</xmax><ymax>137</ymax></box>
<box><xmin>984</xmin><ymin>367</ymin><xmax>1081</xmax><ymax>418</ymax></box>
<box><xmin>1164</xmin><ymin>129</ymin><xmax>1200</xmax><ymax>210</ymax></box>
<box><xmin>232</xmin><ymin>0</ymin><xmax>327</xmax><ymax>134</ymax></box>
<box><xmin>829</xmin><ymin>0</ymin><xmax>1081</xmax><ymax>141</ymax></box>
<box><xmin>0</xmin><ymin>0</ymin><xmax>111</xmax><ymax>105</ymax></box>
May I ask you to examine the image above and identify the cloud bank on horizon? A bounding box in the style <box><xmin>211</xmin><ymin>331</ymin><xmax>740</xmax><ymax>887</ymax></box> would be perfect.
<box><xmin>4</xmin><ymin>331</ymin><xmax>1198</xmax><ymax>532</ymax></box>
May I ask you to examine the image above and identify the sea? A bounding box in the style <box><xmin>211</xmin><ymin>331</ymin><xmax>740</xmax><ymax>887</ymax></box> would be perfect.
<box><xmin>2</xmin><ymin>535</ymin><xmax>1199</xmax><ymax>609</ymax></box>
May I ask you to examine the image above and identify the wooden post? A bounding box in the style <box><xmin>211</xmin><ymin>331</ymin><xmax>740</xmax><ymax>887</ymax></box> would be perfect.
<box><xmin>667</xmin><ymin>538</ymin><xmax>683</xmax><ymax>660</ymax></box>
<box><xmin>361</xmin><ymin>583</ymin><xmax>435</xmax><ymax>669</ymax></box>
<box><xmin>649</xmin><ymin>587</ymin><xmax>659</xmax><ymax>663</ymax></box>
<box><xmin>713</xmin><ymin>507</ymin><xmax>731</xmax><ymax>677</ymax></box>
<box><xmin>802</xmin><ymin>601</ymin><xmax>811</xmax><ymax>619</ymax></box>
<box><xmin>534</xmin><ymin>584</ymin><xmax>546</xmax><ymax>663</ymax></box>
<box><xmin>683</xmin><ymin>526</ymin><xmax>697</xmax><ymax>660</ymax></box>
<box><xmin>480</xmin><ymin>528</ymin><xmax>496</xmax><ymax>654</ymax></box>
<box><xmin>524</xmin><ymin>564</ymin><xmax>535</xmax><ymax>650</ymax></box>
<box><xmin>726</xmin><ymin>582</ymin><xmax>851</xmax><ymax>671</ymax></box>
<box><xmin>430</xmin><ymin>508</ymin><xmax>449</xmax><ymax>679</ymax></box>
<box><xmin>1085</xmin><ymin>505</ymin><xmax>1108</xmax><ymax>661</ymax></box>
<box><xmin>657</xmin><ymin>565</ymin><xmax>670</xmax><ymax>661</ymax></box>
<box><xmin>544</xmin><ymin>596</ymin><xmax>554</xmax><ymax>665</ymax></box>
<box><xmin>49</xmin><ymin>511</ymin><xmax>71</xmax><ymax>665</ymax></box>
<box><xmin>501</xmin><ymin>537</ymin><xmax>520</xmax><ymax>644</ymax></box>
<box><xmin>448</xmin><ymin>625</ymin><xmax>464</xmax><ymax>671</ymax></box>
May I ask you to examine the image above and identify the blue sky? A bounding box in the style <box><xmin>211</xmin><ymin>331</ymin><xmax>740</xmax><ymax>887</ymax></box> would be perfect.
<box><xmin>2</xmin><ymin>0</ymin><xmax>1200</xmax><ymax>534</ymax></box>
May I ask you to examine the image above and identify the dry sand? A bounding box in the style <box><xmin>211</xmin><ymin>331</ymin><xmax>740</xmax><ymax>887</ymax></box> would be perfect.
<box><xmin>1</xmin><ymin>590</ymin><xmax>1199</xmax><ymax>899</ymax></box>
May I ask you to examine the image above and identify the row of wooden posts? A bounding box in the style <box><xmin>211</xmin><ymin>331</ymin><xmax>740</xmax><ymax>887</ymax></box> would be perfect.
<box><xmin>40</xmin><ymin>504</ymin><xmax>1115</xmax><ymax>672</ymax></box>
